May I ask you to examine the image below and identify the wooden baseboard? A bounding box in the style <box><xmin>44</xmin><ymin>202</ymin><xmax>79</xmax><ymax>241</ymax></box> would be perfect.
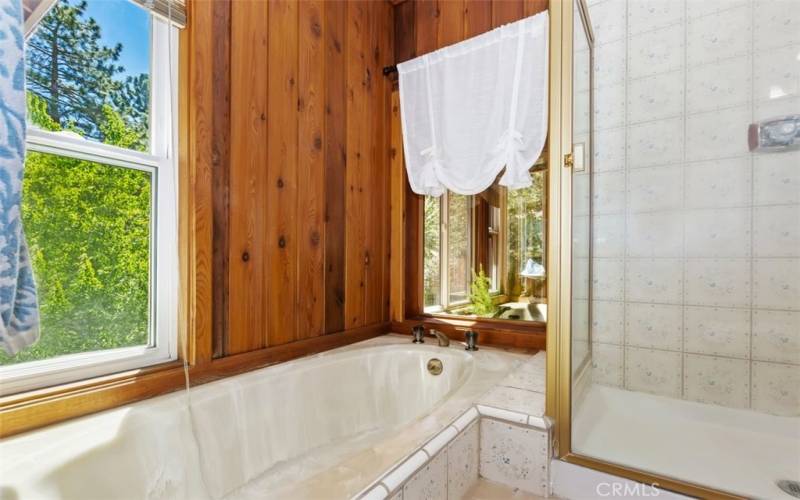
<box><xmin>0</xmin><ymin>322</ymin><xmax>389</xmax><ymax>438</ymax></box>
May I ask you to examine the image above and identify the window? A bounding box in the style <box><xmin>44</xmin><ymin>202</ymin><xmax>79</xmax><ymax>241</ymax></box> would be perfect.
<box><xmin>423</xmin><ymin>166</ymin><xmax>547</xmax><ymax>322</ymax></box>
<box><xmin>0</xmin><ymin>0</ymin><xmax>179</xmax><ymax>395</ymax></box>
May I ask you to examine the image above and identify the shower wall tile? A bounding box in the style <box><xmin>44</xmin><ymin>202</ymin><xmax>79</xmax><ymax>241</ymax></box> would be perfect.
<box><xmin>754</xmin><ymin>0</ymin><xmax>800</xmax><ymax>50</ymax></box>
<box><xmin>627</xmin><ymin>165</ymin><xmax>683</xmax><ymax>213</ymax></box>
<box><xmin>684</xmin><ymin>158</ymin><xmax>752</xmax><ymax>209</ymax></box>
<box><xmin>592</xmin><ymin>171</ymin><xmax>626</xmax><ymax>214</ymax></box>
<box><xmin>592</xmin><ymin>215</ymin><xmax>625</xmax><ymax>257</ymax></box>
<box><xmin>753</xmin><ymin>258</ymin><xmax>800</xmax><ymax>310</ymax></box>
<box><xmin>753</xmin><ymin>44</ymin><xmax>800</xmax><ymax>101</ymax></box>
<box><xmin>754</xmin><ymin>206</ymin><xmax>800</xmax><ymax>257</ymax></box>
<box><xmin>592</xmin><ymin>342</ymin><xmax>624</xmax><ymax>387</ymax></box>
<box><xmin>592</xmin><ymin>301</ymin><xmax>625</xmax><ymax>344</ymax></box>
<box><xmin>624</xmin><ymin>347</ymin><xmax>683</xmax><ymax>398</ymax></box>
<box><xmin>625</xmin><ymin>258</ymin><xmax>684</xmax><ymax>304</ymax></box>
<box><xmin>627</xmin><ymin>71</ymin><xmax>685</xmax><ymax>124</ymax></box>
<box><xmin>627</xmin><ymin>0</ymin><xmax>684</xmax><ymax>35</ymax></box>
<box><xmin>594</xmin><ymin>40</ymin><xmax>626</xmax><ymax>88</ymax></box>
<box><xmin>686</xmin><ymin>0</ymin><xmax>748</xmax><ymax>19</ymax></box>
<box><xmin>687</xmin><ymin>5</ymin><xmax>752</xmax><ymax>66</ymax></box>
<box><xmin>755</xmin><ymin>95</ymin><xmax>800</xmax><ymax>122</ymax></box>
<box><xmin>685</xmin><ymin>258</ymin><xmax>751</xmax><ymax>308</ymax></box>
<box><xmin>684</xmin><ymin>208</ymin><xmax>751</xmax><ymax>258</ymax></box>
<box><xmin>594</xmin><ymin>83</ymin><xmax>626</xmax><ymax>129</ymax></box>
<box><xmin>684</xmin><ymin>306</ymin><xmax>751</xmax><ymax>358</ymax></box>
<box><xmin>751</xmin><ymin>361</ymin><xmax>800</xmax><ymax>416</ymax></box>
<box><xmin>752</xmin><ymin>310</ymin><xmax>800</xmax><ymax>364</ymax></box>
<box><xmin>628</xmin><ymin>25</ymin><xmax>684</xmax><ymax>80</ymax></box>
<box><xmin>627</xmin><ymin>118</ymin><xmax>684</xmax><ymax>168</ymax></box>
<box><xmin>593</xmin><ymin>128</ymin><xmax>626</xmax><ymax>172</ymax></box>
<box><xmin>685</xmin><ymin>106</ymin><xmax>751</xmax><ymax>161</ymax></box>
<box><xmin>590</xmin><ymin>0</ymin><xmax>627</xmax><ymax>45</ymax></box>
<box><xmin>686</xmin><ymin>56</ymin><xmax>752</xmax><ymax>113</ymax></box>
<box><xmin>683</xmin><ymin>354</ymin><xmax>750</xmax><ymax>408</ymax></box>
<box><xmin>625</xmin><ymin>303</ymin><xmax>683</xmax><ymax>350</ymax></box>
<box><xmin>592</xmin><ymin>258</ymin><xmax>625</xmax><ymax>301</ymax></box>
<box><xmin>753</xmin><ymin>152</ymin><xmax>800</xmax><ymax>205</ymax></box>
<box><xmin>589</xmin><ymin>0</ymin><xmax>796</xmax><ymax>416</ymax></box>
<box><xmin>626</xmin><ymin>212</ymin><xmax>683</xmax><ymax>258</ymax></box>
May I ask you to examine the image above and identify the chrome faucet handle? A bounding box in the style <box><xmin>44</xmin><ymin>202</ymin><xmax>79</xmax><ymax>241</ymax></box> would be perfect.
<box><xmin>412</xmin><ymin>325</ymin><xmax>425</xmax><ymax>344</ymax></box>
<box><xmin>465</xmin><ymin>330</ymin><xmax>479</xmax><ymax>351</ymax></box>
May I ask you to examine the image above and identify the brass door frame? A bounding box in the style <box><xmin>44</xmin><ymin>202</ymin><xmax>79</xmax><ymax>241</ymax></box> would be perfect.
<box><xmin>544</xmin><ymin>1</ymin><xmax>744</xmax><ymax>498</ymax></box>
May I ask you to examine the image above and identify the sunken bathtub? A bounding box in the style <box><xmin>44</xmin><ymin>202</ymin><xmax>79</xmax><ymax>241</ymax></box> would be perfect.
<box><xmin>0</xmin><ymin>334</ymin><xmax>527</xmax><ymax>499</ymax></box>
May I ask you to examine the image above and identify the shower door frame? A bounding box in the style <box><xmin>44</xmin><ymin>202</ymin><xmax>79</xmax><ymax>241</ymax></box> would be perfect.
<box><xmin>544</xmin><ymin>1</ymin><xmax>743</xmax><ymax>498</ymax></box>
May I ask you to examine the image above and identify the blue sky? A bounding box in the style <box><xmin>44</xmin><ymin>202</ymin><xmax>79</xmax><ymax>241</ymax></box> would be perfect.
<box><xmin>81</xmin><ymin>0</ymin><xmax>151</xmax><ymax>79</ymax></box>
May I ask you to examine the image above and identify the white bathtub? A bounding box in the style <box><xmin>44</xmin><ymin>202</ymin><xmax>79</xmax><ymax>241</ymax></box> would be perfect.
<box><xmin>0</xmin><ymin>334</ymin><xmax>528</xmax><ymax>499</ymax></box>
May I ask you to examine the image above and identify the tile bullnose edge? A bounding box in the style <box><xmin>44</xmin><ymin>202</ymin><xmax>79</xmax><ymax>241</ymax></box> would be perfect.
<box><xmin>452</xmin><ymin>406</ymin><xmax>480</xmax><ymax>431</ymax></box>
<box><xmin>357</xmin><ymin>483</ymin><xmax>389</xmax><ymax>500</ymax></box>
<box><xmin>476</xmin><ymin>404</ymin><xmax>529</xmax><ymax>425</ymax></box>
<box><xmin>423</xmin><ymin>425</ymin><xmax>458</xmax><ymax>457</ymax></box>
<box><xmin>381</xmin><ymin>450</ymin><xmax>429</xmax><ymax>492</ymax></box>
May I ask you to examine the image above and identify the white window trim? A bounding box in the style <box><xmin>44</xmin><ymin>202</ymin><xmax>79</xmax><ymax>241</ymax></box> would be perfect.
<box><xmin>0</xmin><ymin>16</ymin><xmax>179</xmax><ymax>396</ymax></box>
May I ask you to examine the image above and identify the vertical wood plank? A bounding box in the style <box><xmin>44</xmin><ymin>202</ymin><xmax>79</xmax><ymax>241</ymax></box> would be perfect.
<box><xmin>415</xmin><ymin>0</ymin><xmax>439</xmax><ymax>55</ymax></box>
<box><xmin>381</xmin><ymin>2</ymin><xmax>394</xmax><ymax>323</ymax></box>
<box><xmin>464</xmin><ymin>0</ymin><xmax>492</xmax><ymax>38</ymax></box>
<box><xmin>524</xmin><ymin>0</ymin><xmax>548</xmax><ymax>17</ymax></box>
<box><xmin>323</xmin><ymin>0</ymin><xmax>347</xmax><ymax>334</ymax></box>
<box><xmin>437</xmin><ymin>0</ymin><xmax>464</xmax><ymax>47</ymax></box>
<box><xmin>393</xmin><ymin>0</ymin><xmax>416</xmax><ymax>63</ymax></box>
<box><xmin>210</xmin><ymin>0</ymin><xmax>231</xmax><ymax>359</ymax></box>
<box><xmin>297</xmin><ymin>0</ymin><xmax>326</xmax><ymax>339</ymax></box>
<box><xmin>227</xmin><ymin>0</ymin><xmax>267</xmax><ymax>354</ymax></box>
<box><xmin>185</xmin><ymin>0</ymin><xmax>215</xmax><ymax>364</ymax></box>
<box><xmin>389</xmin><ymin>89</ymin><xmax>405</xmax><ymax>323</ymax></box>
<box><xmin>344</xmin><ymin>1</ymin><xmax>368</xmax><ymax>328</ymax></box>
<box><xmin>365</xmin><ymin>1</ymin><xmax>383</xmax><ymax>325</ymax></box>
<box><xmin>492</xmin><ymin>0</ymin><xmax>524</xmax><ymax>27</ymax></box>
<box><xmin>267</xmin><ymin>0</ymin><xmax>299</xmax><ymax>345</ymax></box>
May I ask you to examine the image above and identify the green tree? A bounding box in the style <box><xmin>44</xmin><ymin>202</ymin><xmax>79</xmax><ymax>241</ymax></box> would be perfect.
<box><xmin>469</xmin><ymin>266</ymin><xmax>496</xmax><ymax>317</ymax></box>
<box><xmin>0</xmin><ymin>95</ymin><xmax>151</xmax><ymax>364</ymax></box>
<box><xmin>25</xmin><ymin>0</ymin><xmax>149</xmax><ymax>150</ymax></box>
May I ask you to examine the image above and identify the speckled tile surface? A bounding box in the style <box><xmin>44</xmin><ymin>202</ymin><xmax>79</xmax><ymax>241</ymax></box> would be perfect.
<box><xmin>446</xmin><ymin>422</ymin><xmax>479</xmax><ymax>500</ymax></box>
<box><xmin>403</xmin><ymin>449</ymin><xmax>447</xmax><ymax>500</ymax></box>
<box><xmin>479</xmin><ymin>419</ymin><xmax>549</xmax><ymax>496</ymax></box>
<box><xmin>477</xmin><ymin>386</ymin><xmax>545</xmax><ymax>417</ymax></box>
<box><xmin>463</xmin><ymin>479</ymin><xmax>550</xmax><ymax>500</ymax></box>
<box><xmin>499</xmin><ymin>354</ymin><xmax>546</xmax><ymax>393</ymax></box>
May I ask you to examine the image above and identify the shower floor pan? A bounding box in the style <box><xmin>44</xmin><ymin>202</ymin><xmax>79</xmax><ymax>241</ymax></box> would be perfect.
<box><xmin>572</xmin><ymin>384</ymin><xmax>800</xmax><ymax>499</ymax></box>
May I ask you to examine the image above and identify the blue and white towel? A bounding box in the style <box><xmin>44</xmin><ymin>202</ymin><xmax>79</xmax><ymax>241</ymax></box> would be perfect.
<box><xmin>0</xmin><ymin>0</ymin><xmax>39</xmax><ymax>355</ymax></box>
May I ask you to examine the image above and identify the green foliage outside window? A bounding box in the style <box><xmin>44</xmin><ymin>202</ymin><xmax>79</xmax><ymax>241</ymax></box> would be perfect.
<box><xmin>469</xmin><ymin>266</ymin><xmax>496</xmax><ymax>317</ymax></box>
<box><xmin>0</xmin><ymin>1</ymin><xmax>152</xmax><ymax>364</ymax></box>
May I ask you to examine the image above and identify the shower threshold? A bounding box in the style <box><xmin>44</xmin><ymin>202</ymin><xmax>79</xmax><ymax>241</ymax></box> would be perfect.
<box><xmin>572</xmin><ymin>385</ymin><xmax>800</xmax><ymax>499</ymax></box>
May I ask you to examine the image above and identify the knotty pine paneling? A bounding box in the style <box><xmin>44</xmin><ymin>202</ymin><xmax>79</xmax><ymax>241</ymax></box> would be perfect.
<box><xmin>221</xmin><ymin>0</ymin><xmax>394</xmax><ymax>354</ymax></box>
<box><xmin>396</xmin><ymin>0</ymin><xmax>548</xmax><ymax>64</ymax></box>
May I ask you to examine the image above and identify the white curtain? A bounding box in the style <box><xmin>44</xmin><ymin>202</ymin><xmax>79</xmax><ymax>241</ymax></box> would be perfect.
<box><xmin>398</xmin><ymin>11</ymin><xmax>548</xmax><ymax>197</ymax></box>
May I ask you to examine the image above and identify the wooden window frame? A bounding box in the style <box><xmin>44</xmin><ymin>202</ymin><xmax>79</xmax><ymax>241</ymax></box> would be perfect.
<box><xmin>389</xmin><ymin>88</ymin><xmax>546</xmax><ymax>351</ymax></box>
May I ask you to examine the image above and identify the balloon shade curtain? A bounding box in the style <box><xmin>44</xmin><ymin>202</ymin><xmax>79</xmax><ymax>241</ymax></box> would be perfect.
<box><xmin>398</xmin><ymin>11</ymin><xmax>549</xmax><ymax>197</ymax></box>
<box><xmin>0</xmin><ymin>0</ymin><xmax>39</xmax><ymax>355</ymax></box>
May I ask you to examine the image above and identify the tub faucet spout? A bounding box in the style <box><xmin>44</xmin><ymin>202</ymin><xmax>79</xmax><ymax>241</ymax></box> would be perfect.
<box><xmin>430</xmin><ymin>329</ymin><xmax>450</xmax><ymax>347</ymax></box>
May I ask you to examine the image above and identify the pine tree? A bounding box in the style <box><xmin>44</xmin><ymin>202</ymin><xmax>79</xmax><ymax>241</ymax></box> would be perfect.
<box><xmin>25</xmin><ymin>0</ymin><xmax>125</xmax><ymax>140</ymax></box>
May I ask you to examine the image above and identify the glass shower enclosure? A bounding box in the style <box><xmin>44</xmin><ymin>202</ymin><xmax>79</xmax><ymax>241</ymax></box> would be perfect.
<box><xmin>564</xmin><ymin>0</ymin><xmax>800</xmax><ymax>498</ymax></box>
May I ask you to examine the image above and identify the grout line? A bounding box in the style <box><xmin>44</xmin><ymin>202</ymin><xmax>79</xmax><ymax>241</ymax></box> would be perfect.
<box><xmin>680</xmin><ymin>0</ymin><xmax>688</xmax><ymax>402</ymax></box>
<box><xmin>748</xmin><ymin>0</ymin><xmax>756</xmax><ymax>411</ymax></box>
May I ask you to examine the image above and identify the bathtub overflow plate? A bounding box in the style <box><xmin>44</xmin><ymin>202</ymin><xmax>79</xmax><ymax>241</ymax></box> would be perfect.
<box><xmin>427</xmin><ymin>358</ymin><xmax>443</xmax><ymax>376</ymax></box>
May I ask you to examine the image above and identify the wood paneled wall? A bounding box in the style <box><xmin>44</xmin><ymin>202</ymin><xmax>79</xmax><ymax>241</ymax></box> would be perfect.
<box><xmin>393</xmin><ymin>0</ymin><xmax>548</xmax><ymax>64</ymax></box>
<box><xmin>219</xmin><ymin>0</ymin><xmax>395</xmax><ymax>355</ymax></box>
